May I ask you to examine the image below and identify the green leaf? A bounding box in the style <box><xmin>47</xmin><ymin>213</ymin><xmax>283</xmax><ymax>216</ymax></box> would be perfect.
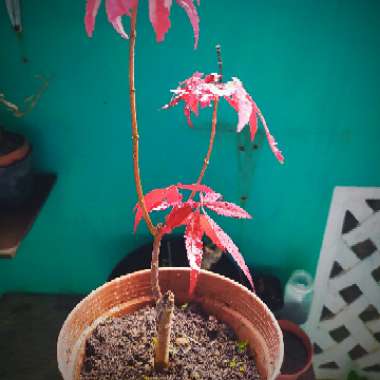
<box><xmin>236</xmin><ymin>340</ymin><xmax>248</xmax><ymax>353</ymax></box>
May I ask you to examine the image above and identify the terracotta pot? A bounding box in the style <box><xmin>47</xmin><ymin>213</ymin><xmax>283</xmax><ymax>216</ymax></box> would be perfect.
<box><xmin>276</xmin><ymin>320</ymin><xmax>313</xmax><ymax>380</ymax></box>
<box><xmin>57</xmin><ymin>268</ymin><xmax>284</xmax><ymax>380</ymax></box>
<box><xmin>0</xmin><ymin>137</ymin><xmax>29</xmax><ymax>166</ymax></box>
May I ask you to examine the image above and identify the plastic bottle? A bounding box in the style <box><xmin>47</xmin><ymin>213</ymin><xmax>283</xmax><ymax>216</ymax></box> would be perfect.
<box><xmin>282</xmin><ymin>270</ymin><xmax>314</xmax><ymax>325</ymax></box>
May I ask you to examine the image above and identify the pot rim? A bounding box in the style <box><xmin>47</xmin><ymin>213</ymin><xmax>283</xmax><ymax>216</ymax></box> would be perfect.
<box><xmin>277</xmin><ymin>319</ymin><xmax>313</xmax><ymax>379</ymax></box>
<box><xmin>0</xmin><ymin>138</ymin><xmax>30</xmax><ymax>167</ymax></box>
<box><xmin>58</xmin><ymin>267</ymin><xmax>284</xmax><ymax>380</ymax></box>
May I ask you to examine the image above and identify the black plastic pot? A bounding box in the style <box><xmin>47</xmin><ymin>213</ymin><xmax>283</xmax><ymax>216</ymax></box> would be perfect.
<box><xmin>0</xmin><ymin>129</ymin><xmax>34</xmax><ymax>209</ymax></box>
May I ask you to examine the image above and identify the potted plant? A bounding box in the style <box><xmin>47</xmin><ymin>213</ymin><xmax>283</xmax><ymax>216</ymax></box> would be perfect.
<box><xmin>277</xmin><ymin>320</ymin><xmax>313</xmax><ymax>380</ymax></box>
<box><xmin>58</xmin><ymin>1</ymin><xmax>284</xmax><ymax>379</ymax></box>
<box><xmin>0</xmin><ymin>78</ymin><xmax>47</xmax><ymax>208</ymax></box>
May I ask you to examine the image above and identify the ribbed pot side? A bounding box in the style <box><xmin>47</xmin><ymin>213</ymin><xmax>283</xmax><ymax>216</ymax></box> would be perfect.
<box><xmin>57</xmin><ymin>268</ymin><xmax>284</xmax><ymax>380</ymax></box>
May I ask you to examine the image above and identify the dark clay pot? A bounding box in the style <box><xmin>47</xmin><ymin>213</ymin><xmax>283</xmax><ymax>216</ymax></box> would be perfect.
<box><xmin>277</xmin><ymin>320</ymin><xmax>313</xmax><ymax>380</ymax></box>
<box><xmin>0</xmin><ymin>129</ymin><xmax>34</xmax><ymax>209</ymax></box>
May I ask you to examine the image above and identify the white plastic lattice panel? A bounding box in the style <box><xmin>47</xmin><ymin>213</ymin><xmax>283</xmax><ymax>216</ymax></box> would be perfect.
<box><xmin>304</xmin><ymin>187</ymin><xmax>380</xmax><ymax>380</ymax></box>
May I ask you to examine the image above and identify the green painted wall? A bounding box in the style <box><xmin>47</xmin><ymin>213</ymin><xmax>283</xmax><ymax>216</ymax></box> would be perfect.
<box><xmin>1</xmin><ymin>0</ymin><xmax>379</xmax><ymax>294</ymax></box>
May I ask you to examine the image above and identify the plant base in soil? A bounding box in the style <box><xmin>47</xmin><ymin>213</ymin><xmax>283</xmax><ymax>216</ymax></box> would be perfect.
<box><xmin>80</xmin><ymin>303</ymin><xmax>261</xmax><ymax>380</ymax></box>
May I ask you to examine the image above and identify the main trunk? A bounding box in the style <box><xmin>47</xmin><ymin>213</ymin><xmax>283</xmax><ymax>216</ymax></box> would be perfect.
<box><xmin>151</xmin><ymin>229</ymin><xmax>175</xmax><ymax>370</ymax></box>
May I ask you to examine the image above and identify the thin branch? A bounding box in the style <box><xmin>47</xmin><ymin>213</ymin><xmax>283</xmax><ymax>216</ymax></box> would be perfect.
<box><xmin>216</xmin><ymin>44</ymin><xmax>223</xmax><ymax>82</ymax></box>
<box><xmin>189</xmin><ymin>99</ymin><xmax>219</xmax><ymax>199</ymax></box>
<box><xmin>189</xmin><ymin>45</ymin><xmax>223</xmax><ymax>199</ymax></box>
<box><xmin>129</xmin><ymin>8</ymin><xmax>156</xmax><ymax>237</ymax></box>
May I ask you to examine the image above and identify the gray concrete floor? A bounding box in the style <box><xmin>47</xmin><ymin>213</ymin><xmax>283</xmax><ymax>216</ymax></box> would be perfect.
<box><xmin>0</xmin><ymin>293</ymin><xmax>82</xmax><ymax>380</ymax></box>
<box><xmin>0</xmin><ymin>293</ymin><xmax>315</xmax><ymax>380</ymax></box>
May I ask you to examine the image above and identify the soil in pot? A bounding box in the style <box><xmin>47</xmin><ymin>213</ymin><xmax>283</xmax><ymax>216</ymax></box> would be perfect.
<box><xmin>280</xmin><ymin>331</ymin><xmax>308</xmax><ymax>375</ymax></box>
<box><xmin>80</xmin><ymin>303</ymin><xmax>261</xmax><ymax>380</ymax></box>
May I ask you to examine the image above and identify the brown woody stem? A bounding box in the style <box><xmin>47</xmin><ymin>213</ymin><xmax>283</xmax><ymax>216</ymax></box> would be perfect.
<box><xmin>129</xmin><ymin>8</ymin><xmax>156</xmax><ymax>237</ymax></box>
<box><xmin>151</xmin><ymin>228</ymin><xmax>175</xmax><ymax>370</ymax></box>
<box><xmin>154</xmin><ymin>290</ymin><xmax>175</xmax><ymax>370</ymax></box>
<box><xmin>151</xmin><ymin>228</ymin><xmax>163</xmax><ymax>300</ymax></box>
<box><xmin>154</xmin><ymin>290</ymin><xmax>174</xmax><ymax>371</ymax></box>
<box><xmin>129</xmin><ymin>13</ymin><xmax>174</xmax><ymax>370</ymax></box>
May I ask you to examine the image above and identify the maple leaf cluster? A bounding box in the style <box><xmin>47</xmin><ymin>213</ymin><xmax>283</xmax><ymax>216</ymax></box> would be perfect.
<box><xmin>84</xmin><ymin>1</ymin><xmax>285</xmax><ymax>296</ymax></box>
<box><xmin>85</xmin><ymin>0</ymin><xmax>200</xmax><ymax>48</ymax></box>
<box><xmin>134</xmin><ymin>183</ymin><xmax>254</xmax><ymax>295</ymax></box>
<box><xmin>163</xmin><ymin>72</ymin><xmax>284</xmax><ymax>163</ymax></box>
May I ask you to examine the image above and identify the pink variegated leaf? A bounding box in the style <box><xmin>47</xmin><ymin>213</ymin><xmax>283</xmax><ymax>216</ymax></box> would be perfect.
<box><xmin>201</xmin><ymin>191</ymin><xmax>222</xmax><ymax>203</ymax></box>
<box><xmin>184</xmin><ymin>107</ymin><xmax>192</xmax><ymax>127</ymax></box>
<box><xmin>151</xmin><ymin>201</ymin><xmax>172</xmax><ymax>212</ymax></box>
<box><xmin>186</xmin><ymin>93</ymin><xmax>199</xmax><ymax>114</ymax></box>
<box><xmin>184</xmin><ymin>211</ymin><xmax>204</xmax><ymax>295</ymax></box>
<box><xmin>133</xmin><ymin>186</ymin><xmax>182</xmax><ymax>231</ymax></box>
<box><xmin>224</xmin><ymin>78</ymin><xmax>284</xmax><ymax>164</ymax></box>
<box><xmin>85</xmin><ymin>0</ymin><xmax>200</xmax><ymax>45</ymax></box>
<box><xmin>85</xmin><ymin>0</ymin><xmax>102</xmax><ymax>37</ymax></box>
<box><xmin>199</xmin><ymin>214</ymin><xmax>224</xmax><ymax>250</ymax></box>
<box><xmin>257</xmin><ymin>107</ymin><xmax>284</xmax><ymax>164</ymax></box>
<box><xmin>163</xmin><ymin>72</ymin><xmax>222</xmax><ymax>127</ymax></box>
<box><xmin>234</xmin><ymin>80</ymin><xmax>252</xmax><ymax>132</ymax></box>
<box><xmin>204</xmin><ymin>213</ymin><xmax>254</xmax><ymax>289</ymax></box>
<box><xmin>134</xmin><ymin>192</ymin><xmax>167</xmax><ymax>232</ymax></box>
<box><xmin>165</xmin><ymin>185</ymin><xmax>183</xmax><ymax>204</ymax></box>
<box><xmin>163</xmin><ymin>204</ymin><xmax>193</xmax><ymax>233</ymax></box>
<box><xmin>176</xmin><ymin>183</ymin><xmax>214</xmax><ymax>193</ymax></box>
<box><xmin>176</xmin><ymin>0</ymin><xmax>200</xmax><ymax>49</ymax></box>
<box><xmin>204</xmin><ymin>73</ymin><xmax>220</xmax><ymax>83</ymax></box>
<box><xmin>149</xmin><ymin>0</ymin><xmax>172</xmax><ymax>43</ymax></box>
<box><xmin>248</xmin><ymin>103</ymin><xmax>258</xmax><ymax>142</ymax></box>
<box><xmin>149</xmin><ymin>0</ymin><xmax>199</xmax><ymax>46</ymax></box>
<box><xmin>244</xmin><ymin>91</ymin><xmax>259</xmax><ymax>141</ymax></box>
<box><xmin>225</xmin><ymin>78</ymin><xmax>252</xmax><ymax>133</ymax></box>
<box><xmin>105</xmin><ymin>0</ymin><xmax>138</xmax><ymax>39</ymax></box>
<box><xmin>205</xmin><ymin>201</ymin><xmax>252</xmax><ymax>219</ymax></box>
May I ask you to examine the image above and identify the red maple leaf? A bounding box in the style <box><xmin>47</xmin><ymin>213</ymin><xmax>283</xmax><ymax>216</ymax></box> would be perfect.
<box><xmin>163</xmin><ymin>72</ymin><xmax>284</xmax><ymax>163</ymax></box>
<box><xmin>202</xmin><ymin>212</ymin><xmax>254</xmax><ymax>291</ymax></box>
<box><xmin>163</xmin><ymin>204</ymin><xmax>193</xmax><ymax>233</ymax></box>
<box><xmin>133</xmin><ymin>185</ymin><xmax>182</xmax><ymax>232</ymax></box>
<box><xmin>133</xmin><ymin>183</ymin><xmax>254</xmax><ymax>294</ymax></box>
<box><xmin>184</xmin><ymin>210</ymin><xmax>203</xmax><ymax>295</ymax></box>
<box><xmin>85</xmin><ymin>0</ymin><xmax>200</xmax><ymax>48</ymax></box>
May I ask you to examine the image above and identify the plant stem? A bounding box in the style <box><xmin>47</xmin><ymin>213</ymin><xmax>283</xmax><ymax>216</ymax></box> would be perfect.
<box><xmin>154</xmin><ymin>290</ymin><xmax>175</xmax><ymax>370</ymax></box>
<box><xmin>151</xmin><ymin>227</ymin><xmax>175</xmax><ymax>370</ymax></box>
<box><xmin>189</xmin><ymin>99</ymin><xmax>219</xmax><ymax>199</ymax></box>
<box><xmin>129</xmin><ymin>8</ymin><xmax>156</xmax><ymax>237</ymax></box>
<box><xmin>151</xmin><ymin>228</ymin><xmax>163</xmax><ymax>300</ymax></box>
<box><xmin>189</xmin><ymin>45</ymin><xmax>223</xmax><ymax>199</ymax></box>
<box><xmin>129</xmin><ymin>10</ymin><xmax>173</xmax><ymax>371</ymax></box>
<box><xmin>216</xmin><ymin>44</ymin><xmax>223</xmax><ymax>83</ymax></box>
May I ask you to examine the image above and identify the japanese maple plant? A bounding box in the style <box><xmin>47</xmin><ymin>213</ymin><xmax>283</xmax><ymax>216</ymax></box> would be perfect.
<box><xmin>85</xmin><ymin>0</ymin><xmax>283</xmax><ymax>371</ymax></box>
